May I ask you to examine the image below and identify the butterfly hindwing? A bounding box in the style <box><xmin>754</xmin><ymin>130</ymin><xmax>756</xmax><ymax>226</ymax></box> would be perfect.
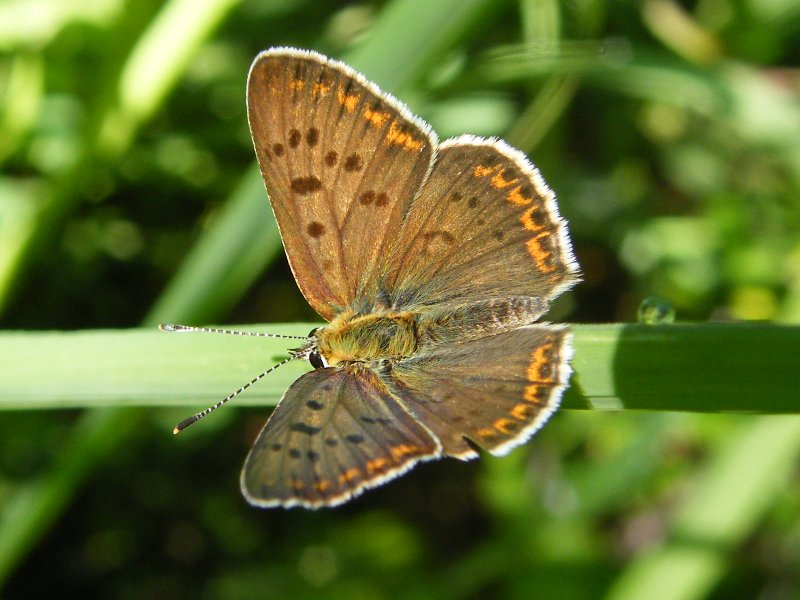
<box><xmin>241</xmin><ymin>365</ymin><xmax>441</xmax><ymax>508</ymax></box>
<box><xmin>380</xmin><ymin>136</ymin><xmax>580</xmax><ymax>310</ymax></box>
<box><xmin>385</xmin><ymin>325</ymin><xmax>572</xmax><ymax>459</ymax></box>
<box><xmin>247</xmin><ymin>48</ymin><xmax>437</xmax><ymax>320</ymax></box>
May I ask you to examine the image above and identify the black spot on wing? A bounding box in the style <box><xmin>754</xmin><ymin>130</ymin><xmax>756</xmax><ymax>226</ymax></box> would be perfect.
<box><xmin>344</xmin><ymin>153</ymin><xmax>363</xmax><ymax>172</ymax></box>
<box><xmin>307</xmin><ymin>221</ymin><xmax>326</xmax><ymax>238</ymax></box>
<box><xmin>291</xmin><ymin>176</ymin><xmax>322</xmax><ymax>195</ymax></box>
<box><xmin>290</xmin><ymin>422</ymin><xmax>321</xmax><ymax>435</ymax></box>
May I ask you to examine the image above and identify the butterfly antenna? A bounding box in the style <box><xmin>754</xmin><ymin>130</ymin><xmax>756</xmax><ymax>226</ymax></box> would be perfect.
<box><xmin>159</xmin><ymin>323</ymin><xmax>308</xmax><ymax>340</ymax></box>
<box><xmin>172</xmin><ymin>354</ymin><xmax>300</xmax><ymax>434</ymax></box>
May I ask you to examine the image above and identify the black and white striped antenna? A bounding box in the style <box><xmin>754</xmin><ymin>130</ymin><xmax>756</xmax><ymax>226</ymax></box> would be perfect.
<box><xmin>160</xmin><ymin>323</ymin><xmax>312</xmax><ymax>433</ymax></box>
<box><xmin>159</xmin><ymin>323</ymin><xmax>307</xmax><ymax>340</ymax></box>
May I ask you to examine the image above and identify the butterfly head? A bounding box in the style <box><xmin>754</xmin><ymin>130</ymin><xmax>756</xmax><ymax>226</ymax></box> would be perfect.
<box><xmin>292</xmin><ymin>327</ymin><xmax>330</xmax><ymax>369</ymax></box>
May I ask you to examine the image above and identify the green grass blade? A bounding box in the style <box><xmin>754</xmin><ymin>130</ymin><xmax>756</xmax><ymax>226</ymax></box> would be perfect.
<box><xmin>1</xmin><ymin>323</ymin><xmax>798</xmax><ymax>412</ymax></box>
<box><xmin>564</xmin><ymin>324</ymin><xmax>800</xmax><ymax>413</ymax></box>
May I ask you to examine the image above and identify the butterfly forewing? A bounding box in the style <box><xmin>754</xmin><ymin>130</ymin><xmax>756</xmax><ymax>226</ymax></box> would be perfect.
<box><xmin>241</xmin><ymin>366</ymin><xmax>441</xmax><ymax>508</ymax></box>
<box><xmin>247</xmin><ymin>49</ymin><xmax>437</xmax><ymax>319</ymax></box>
<box><xmin>380</xmin><ymin>136</ymin><xmax>579</xmax><ymax>310</ymax></box>
<box><xmin>386</xmin><ymin>325</ymin><xmax>572</xmax><ymax>459</ymax></box>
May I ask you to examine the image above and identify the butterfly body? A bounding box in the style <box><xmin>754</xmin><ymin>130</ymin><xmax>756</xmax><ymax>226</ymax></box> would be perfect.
<box><xmin>315</xmin><ymin>309</ymin><xmax>418</xmax><ymax>366</ymax></box>
<box><xmin>315</xmin><ymin>294</ymin><xmax>552</xmax><ymax>368</ymax></box>
<box><xmin>238</xmin><ymin>48</ymin><xmax>580</xmax><ymax>508</ymax></box>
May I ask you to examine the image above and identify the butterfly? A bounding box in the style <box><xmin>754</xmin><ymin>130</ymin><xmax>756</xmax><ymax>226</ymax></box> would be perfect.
<box><xmin>165</xmin><ymin>47</ymin><xmax>580</xmax><ymax>509</ymax></box>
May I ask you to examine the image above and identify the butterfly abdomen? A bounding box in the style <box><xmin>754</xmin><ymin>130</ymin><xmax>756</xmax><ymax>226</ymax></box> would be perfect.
<box><xmin>418</xmin><ymin>296</ymin><xmax>549</xmax><ymax>345</ymax></box>
<box><xmin>316</xmin><ymin>310</ymin><xmax>418</xmax><ymax>365</ymax></box>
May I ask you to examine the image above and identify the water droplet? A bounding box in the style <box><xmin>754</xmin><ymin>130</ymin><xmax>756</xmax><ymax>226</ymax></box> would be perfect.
<box><xmin>638</xmin><ymin>297</ymin><xmax>675</xmax><ymax>324</ymax></box>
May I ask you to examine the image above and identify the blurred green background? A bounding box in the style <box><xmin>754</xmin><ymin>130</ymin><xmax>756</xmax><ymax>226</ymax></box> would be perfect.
<box><xmin>2</xmin><ymin>0</ymin><xmax>800</xmax><ymax>598</ymax></box>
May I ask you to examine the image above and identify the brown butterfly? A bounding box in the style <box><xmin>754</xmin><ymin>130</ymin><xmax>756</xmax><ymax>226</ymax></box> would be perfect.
<box><xmin>164</xmin><ymin>48</ymin><xmax>580</xmax><ymax>509</ymax></box>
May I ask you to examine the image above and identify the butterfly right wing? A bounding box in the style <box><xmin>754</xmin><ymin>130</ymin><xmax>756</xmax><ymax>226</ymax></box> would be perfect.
<box><xmin>241</xmin><ymin>365</ymin><xmax>441</xmax><ymax>509</ymax></box>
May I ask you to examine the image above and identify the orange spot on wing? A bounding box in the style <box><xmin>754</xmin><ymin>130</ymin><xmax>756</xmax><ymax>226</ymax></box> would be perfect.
<box><xmin>511</xmin><ymin>403</ymin><xmax>535</xmax><ymax>420</ymax></box>
<box><xmin>315</xmin><ymin>480</ymin><xmax>331</xmax><ymax>492</ymax></box>
<box><xmin>493</xmin><ymin>418</ymin><xmax>516</xmax><ymax>435</ymax></box>
<box><xmin>524</xmin><ymin>384</ymin><xmax>547</xmax><ymax>405</ymax></box>
<box><xmin>385</xmin><ymin>121</ymin><xmax>425</xmax><ymax>151</ymax></box>
<box><xmin>520</xmin><ymin>204</ymin><xmax>546</xmax><ymax>232</ymax></box>
<box><xmin>289</xmin><ymin>79</ymin><xmax>305</xmax><ymax>92</ymax></box>
<box><xmin>526</xmin><ymin>233</ymin><xmax>556</xmax><ymax>273</ymax></box>
<box><xmin>490</xmin><ymin>168</ymin><xmax>519</xmax><ymax>190</ymax></box>
<box><xmin>337</xmin><ymin>88</ymin><xmax>360</xmax><ymax>112</ymax></box>
<box><xmin>478</xmin><ymin>428</ymin><xmax>497</xmax><ymax>439</ymax></box>
<box><xmin>527</xmin><ymin>339</ymin><xmax>557</xmax><ymax>383</ymax></box>
<box><xmin>366</xmin><ymin>457</ymin><xmax>388</xmax><ymax>474</ymax></box>
<box><xmin>312</xmin><ymin>81</ymin><xmax>332</xmax><ymax>96</ymax></box>
<box><xmin>473</xmin><ymin>164</ymin><xmax>496</xmax><ymax>178</ymax></box>
<box><xmin>389</xmin><ymin>444</ymin><xmax>420</xmax><ymax>460</ymax></box>
<box><xmin>363</xmin><ymin>106</ymin><xmax>390</xmax><ymax>127</ymax></box>
<box><xmin>508</xmin><ymin>185</ymin><xmax>533</xmax><ymax>206</ymax></box>
<box><xmin>338</xmin><ymin>468</ymin><xmax>361</xmax><ymax>485</ymax></box>
<box><xmin>475</xmin><ymin>165</ymin><xmax>525</xmax><ymax>197</ymax></box>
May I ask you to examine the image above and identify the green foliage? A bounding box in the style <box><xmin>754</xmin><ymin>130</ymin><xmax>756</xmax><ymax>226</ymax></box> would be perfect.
<box><xmin>1</xmin><ymin>0</ymin><xmax>800</xmax><ymax>598</ymax></box>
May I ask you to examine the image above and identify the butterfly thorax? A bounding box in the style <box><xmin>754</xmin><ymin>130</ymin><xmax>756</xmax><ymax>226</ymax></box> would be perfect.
<box><xmin>316</xmin><ymin>310</ymin><xmax>418</xmax><ymax>366</ymax></box>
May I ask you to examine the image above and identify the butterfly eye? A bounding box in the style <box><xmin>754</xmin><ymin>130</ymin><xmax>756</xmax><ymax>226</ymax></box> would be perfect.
<box><xmin>308</xmin><ymin>350</ymin><xmax>325</xmax><ymax>369</ymax></box>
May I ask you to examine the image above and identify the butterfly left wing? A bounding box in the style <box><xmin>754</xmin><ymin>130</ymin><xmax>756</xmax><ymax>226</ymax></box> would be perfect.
<box><xmin>247</xmin><ymin>49</ymin><xmax>437</xmax><ymax>320</ymax></box>
<box><xmin>384</xmin><ymin>325</ymin><xmax>572</xmax><ymax>459</ymax></box>
<box><xmin>241</xmin><ymin>365</ymin><xmax>441</xmax><ymax>508</ymax></box>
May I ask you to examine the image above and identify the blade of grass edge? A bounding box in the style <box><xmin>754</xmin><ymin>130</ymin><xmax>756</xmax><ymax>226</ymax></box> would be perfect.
<box><xmin>0</xmin><ymin>324</ymin><xmax>798</xmax><ymax>412</ymax></box>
